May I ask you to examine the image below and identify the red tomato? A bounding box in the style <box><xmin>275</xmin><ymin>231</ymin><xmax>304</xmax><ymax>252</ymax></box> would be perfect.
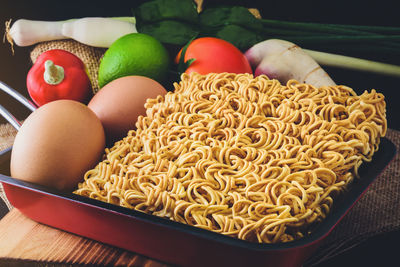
<box><xmin>176</xmin><ymin>37</ymin><xmax>253</xmax><ymax>75</ymax></box>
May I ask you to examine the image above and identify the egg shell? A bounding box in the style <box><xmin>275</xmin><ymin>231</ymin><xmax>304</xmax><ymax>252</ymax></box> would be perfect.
<box><xmin>88</xmin><ymin>75</ymin><xmax>167</xmax><ymax>145</ymax></box>
<box><xmin>10</xmin><ymin>100</ymin><xmax>105</xmax><ymax>192</ymax></box>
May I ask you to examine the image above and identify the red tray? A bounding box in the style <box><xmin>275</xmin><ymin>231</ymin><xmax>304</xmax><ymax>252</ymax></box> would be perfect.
<box><xmin>0</xmin><ymin>138</ymin><xmax>396</xmax><ymax>267</ymax></box>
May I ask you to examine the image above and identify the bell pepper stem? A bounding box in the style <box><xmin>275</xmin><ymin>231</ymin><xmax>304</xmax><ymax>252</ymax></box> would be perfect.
<box><xmin>44</xmin><ymin>60</ymin><xmax>64</xmax><ymax>85</ymax></box>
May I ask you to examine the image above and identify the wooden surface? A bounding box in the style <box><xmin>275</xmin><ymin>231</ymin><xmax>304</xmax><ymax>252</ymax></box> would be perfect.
<box><xmin>0</xmin><ymin>208</ymin><xmax>168</xmax><ymax>267</ymax></box>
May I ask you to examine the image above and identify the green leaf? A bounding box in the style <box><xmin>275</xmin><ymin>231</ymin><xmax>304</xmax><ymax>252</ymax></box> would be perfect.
<box><xmin>139</xmin><ymin>20</ymin><xmax>199</xmax><ymax>45</ymax></box>
<box><xmin>197</xmin><ymin>6</ymin><xmax>265</xmax><ymax>51</ymax></box>
<box><xmin>185</xmin><ymin>58</ymin><xmax>196</xmax><ymax>67</ymax></box>
<box><xmin>134</xmin><ymin>2</ymin><xmax>263</xmax><ymax>50</ymax></box>
<box><xmin>134</xmin><ymin>0</ymin><xmax>198</xmax><ymax>23</ymax></box>
<box><xmin>134</xmin><ymin>0</ymin><xmax>199</xmax><ymax>45</ymax></box>
<box><xmin>177</xmin><ymin>35</ymin><xmax>197</xmax><ymax>74</ymax></box>
<box><xmin>199</xmin><ymin>6</ymin><xmax>263</xmax><ymax>31</ymax></box>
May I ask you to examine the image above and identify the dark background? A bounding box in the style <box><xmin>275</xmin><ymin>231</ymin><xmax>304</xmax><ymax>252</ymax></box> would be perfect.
<box><xmin>0</xmin><ymin>1</ymin><xmax>399</xmax><ymax>266</ymax></box>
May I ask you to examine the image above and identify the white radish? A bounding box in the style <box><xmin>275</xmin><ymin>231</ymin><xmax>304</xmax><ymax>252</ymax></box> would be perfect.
<box><xmin>7</xmin><ymin>19</ymin><xmax>65</xmax><ymax>47</ymax></box>
<box><xmin>245</xmin><ymin>39</ymin><xmax>336</xmax><ymax>88</ymax></box>
<box><xmin>62</xmin><ymin>17</ymin><xmax>137</xmax><ymax>48</ymax></box>
<box><xmin>6</xmin><ymin>17</ymin><xmax>137</xmax><ymax>48</ymax></box>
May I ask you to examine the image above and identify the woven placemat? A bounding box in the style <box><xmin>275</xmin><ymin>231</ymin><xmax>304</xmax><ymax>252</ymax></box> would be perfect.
<box><xmin>0</xmin><ymin>123</ymin><xmax>16</xmax><ymax>210</ymax></box>
<box><xmin>306</xmin><ymin>128</ymin><xmax>400</xmax><ymax>265</ymax></box>
<box><xmin>0</xmin><ymin>123</ymin><xmax>399</xmax><ymax>265</ymax></box>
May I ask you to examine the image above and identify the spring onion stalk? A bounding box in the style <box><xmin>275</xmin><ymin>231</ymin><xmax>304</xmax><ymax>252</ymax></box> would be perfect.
<box><xmin>321</xmin><ymin>24</ymin><xmax>400</xmax><ymax>35</ymax></box>
<box><xmin>260</xmin><ymin>19</ymin><xmax>373</xmax><ymax>36</ymax></box>
<box><xmin>304</xmin><ymin>49</ymin><xmax>400</xmax><ymax>77</ymax></box>
<box><xmin>280</xmin><ymin>35</ymin><xmax>400</xmax><ymax>54</ymax></box>
<box><xmin>260</xmin><ymin>18</ymin><xmax>398</xmax><ymax>36</ymax></box>
<box><xmin>259</xmin><ymin>18</ymin><xmax>400</xmax><ymax>51</ymax></box>
<box><xmin>283</xmin><ymin>35</ymin><xmax>400</xmax><ymax>43</ymax></box>
<box><xmin>304</xmin><ymin>44</ymin><xmax>400</xmax><ymax>56</ymax></box>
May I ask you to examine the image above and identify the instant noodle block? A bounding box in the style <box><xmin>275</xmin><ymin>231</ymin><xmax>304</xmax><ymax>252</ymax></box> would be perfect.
<box><xmin>75</xmin><ymin>72</ymin><xmax>387</xmax><ymax>243</ymax></box>
<box><xmin>0</xmin><ymin>72</ymin><xmax>395</xmax><ymax>267</ymax></box>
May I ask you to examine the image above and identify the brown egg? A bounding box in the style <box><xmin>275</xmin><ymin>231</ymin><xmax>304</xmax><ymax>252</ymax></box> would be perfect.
<box><xmin>88</xmin><ymin>75</ymin><xmax>167</xmax><ymax>145</ymax></box>
<box><xmin>10</xmin><ymin>100</ymin><xmax>105</xmax><ymax>191</ymax></box>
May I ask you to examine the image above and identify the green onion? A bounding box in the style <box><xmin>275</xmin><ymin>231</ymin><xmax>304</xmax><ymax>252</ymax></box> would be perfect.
<box><xmin>304</xmin><ymin>49</ymin><xmax>400</xmax><ymax>77</ymax></box>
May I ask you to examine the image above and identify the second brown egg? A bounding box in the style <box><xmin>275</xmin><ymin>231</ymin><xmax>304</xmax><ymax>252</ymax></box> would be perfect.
<box><xmin>88</xmin><ymin>75</ymin><xmax>167</xmax><ymax>145</ymax></box>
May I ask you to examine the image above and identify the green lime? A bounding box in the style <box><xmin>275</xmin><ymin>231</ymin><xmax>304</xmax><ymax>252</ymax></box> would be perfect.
<box><xmin>98</xmin><ymin>33</ymin><xmax>170</xmax><ymax>88</ymax></box>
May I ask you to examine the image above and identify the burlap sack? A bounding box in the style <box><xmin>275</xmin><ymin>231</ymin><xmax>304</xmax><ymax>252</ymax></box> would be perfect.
<box><xmin>30</xmin><ymin>40</ymin><xmax>106</xmax><ymax>93</ymax></box>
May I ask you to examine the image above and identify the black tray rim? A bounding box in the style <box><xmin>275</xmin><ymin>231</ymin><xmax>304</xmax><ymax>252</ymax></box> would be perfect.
<box><xmin>0</xmin><ymin>137</ymin><xmax>396</xmax><ymax>252</ymax></box>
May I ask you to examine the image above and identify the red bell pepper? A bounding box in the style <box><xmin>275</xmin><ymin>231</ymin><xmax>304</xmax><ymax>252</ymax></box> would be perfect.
<box><xmin>26</xmin><ymin>49</ymin><xmax>92</xmax><ymax>106</ymax></box>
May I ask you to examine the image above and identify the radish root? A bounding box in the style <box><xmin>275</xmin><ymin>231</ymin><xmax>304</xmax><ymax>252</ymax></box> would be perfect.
<box><xmin>245</xmin><ymin>39</ymin><xmax>336</xmax><ymax>88</ymax></box>
<box><xmin>3</xmin><ymin>19</ymin><xmax>14</xmax><ymax>55</ymax></box>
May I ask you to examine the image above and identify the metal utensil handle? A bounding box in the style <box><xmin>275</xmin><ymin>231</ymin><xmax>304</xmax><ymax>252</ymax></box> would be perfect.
<box><xmin>0</xmin><ymin>81</ymin><xmax>37</xmax><ymax>130</ymax></box>
<box><xmin>0</xmin><ymin>81</ymin><xmax>37</xmax><ymax>112</ymax></box>
<box><xmin>0</xmin><ymin>104</ymin><xmax>22</xmax><ymax>130</ymax></box>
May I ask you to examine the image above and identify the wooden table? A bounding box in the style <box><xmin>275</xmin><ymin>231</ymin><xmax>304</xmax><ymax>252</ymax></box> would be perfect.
<box><xmin>0</xmin><ymin>209</ymin><xmax>168</xmax><ymax>266</ymax></box>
